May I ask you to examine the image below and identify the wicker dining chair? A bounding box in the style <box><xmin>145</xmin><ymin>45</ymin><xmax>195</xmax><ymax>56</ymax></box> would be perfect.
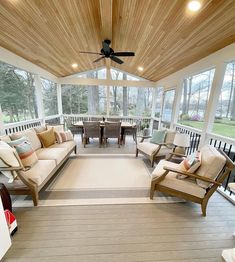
<box><xmin>103</xmin><ymin>122</ymin><xmax>121</xmax><ymax>147</ymax></box>
<box><xmin>64</xmin><ymin>118</ymin><xmax>83</xmax><ymax>141</ymax></box>
<box><xmin>83</xmin><ymin>121</ymin><xmax>102</xmax><ymax>148</ymax></box>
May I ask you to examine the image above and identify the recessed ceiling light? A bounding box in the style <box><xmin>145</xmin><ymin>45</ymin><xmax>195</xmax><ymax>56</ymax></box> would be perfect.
<box><xmin>138</xmin><ymin>66</ymin><xmax>144</xmax><ymax>72</ymax></box>
<box><xmin>188</xmin><ymin>0</ymin><xmax>201</xmax><ymax>12</ymax></box>
<box><xmin>71</xmin><ymin>63</ymin><xmax>78</xmax><ymax>68</ymax></box>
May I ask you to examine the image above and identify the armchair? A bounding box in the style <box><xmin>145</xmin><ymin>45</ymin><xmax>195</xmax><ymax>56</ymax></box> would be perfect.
<box><xmin>150</xmin><ymin>145</ymin><xmax>235</xmax><ymax>216</ymax></box>
<box><xmin>136</xmin><ymin>129</ymin><xmax>176</xmax><ymax>167</ymax></box>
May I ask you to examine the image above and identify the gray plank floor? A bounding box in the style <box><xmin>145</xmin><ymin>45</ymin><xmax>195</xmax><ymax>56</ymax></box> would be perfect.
<box><xmin>3</xmin><ymin>192</ymin><xmax>235</xmax><ymax>262</ymax></box>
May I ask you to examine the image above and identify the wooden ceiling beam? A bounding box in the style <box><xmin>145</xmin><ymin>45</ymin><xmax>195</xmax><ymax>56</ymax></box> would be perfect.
<box><xmin>99</xmin><ymin>0</ymin><xmax>113</xmax><ymax>41</ymax></box>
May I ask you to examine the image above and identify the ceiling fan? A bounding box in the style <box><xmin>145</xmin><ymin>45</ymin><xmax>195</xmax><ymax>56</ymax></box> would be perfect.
<box><xmin>79</xmin><ymin>39</ymin><xmax>135</xmax><ymax>64</ymax></box>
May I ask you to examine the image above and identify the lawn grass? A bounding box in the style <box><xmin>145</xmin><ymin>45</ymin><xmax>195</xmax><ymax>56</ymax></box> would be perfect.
<box><xmin>179</xmin><ymin>120</ymin><xmax>235</xmax><ymax>139</ymax></box>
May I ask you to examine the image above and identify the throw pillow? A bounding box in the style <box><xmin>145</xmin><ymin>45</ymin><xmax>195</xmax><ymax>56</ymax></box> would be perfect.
<box><xmin>150</xmin><ymin>130</ymin><xmax>166</xmax><ymax>144</ymax></box>
<box><xmin>37</xmin><ymin>128</ymin><xmax>56</xmax><ymax>148</ymax></box>
<box><xmin>14</xmin><ymin>141</ymin><xmax>38</xmax><ymax>168</ymax></box>
<box><xmin>178</xmin><ymin>151</ymin><xmax>201</xmax><ymax>179</ymax></box>
<box><xmin>55</xmin><ymin>131</ymin><xmax>73</xmax><ymax>144</ymax></box>
<box><xmin>10</xmin><ymin>129</ymin><xmax>42</xmax><ymax>151</ymax></box>
<box><xmin>8</xmin><ymin>136</ymin><xmax>28</xmax><ymax>147</ymax></box>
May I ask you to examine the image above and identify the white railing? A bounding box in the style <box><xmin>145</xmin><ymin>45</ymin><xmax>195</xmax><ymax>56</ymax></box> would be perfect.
<box><xmin>4</xmin><ymin>118</ymin><xmax>43</xmax><ymax>135</ymax></box>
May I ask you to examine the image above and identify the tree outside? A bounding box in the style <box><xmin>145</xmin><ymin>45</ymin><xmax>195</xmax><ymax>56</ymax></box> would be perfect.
<box><xmin>0</xmin><ymin>61</ymin><xmax>38</xmax><ymax>123</ymax></box>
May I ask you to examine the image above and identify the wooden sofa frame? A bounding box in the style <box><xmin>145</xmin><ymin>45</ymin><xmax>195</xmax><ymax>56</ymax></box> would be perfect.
<box><xmin>150</xmin><ymin>149</ymin><xmax>235</xmax><ymax>216</ymax></box>
<box><xmin>0</xmin><ymin>145</ymin><xmax>76</xmax><ymax>206</ymax></box>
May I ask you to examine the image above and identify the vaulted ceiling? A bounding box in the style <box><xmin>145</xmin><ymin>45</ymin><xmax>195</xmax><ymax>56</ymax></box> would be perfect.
<box><xmin>0</xmin><ymin>0</ymin><xmax>235</xmax><ymax>81</ymax></box>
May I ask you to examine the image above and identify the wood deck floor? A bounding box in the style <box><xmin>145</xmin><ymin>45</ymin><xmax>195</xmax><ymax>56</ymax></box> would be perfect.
<box><xmin>3</xmin><ymin>192</ymin><xmax>235</xmax><ymax>262</ymax></box>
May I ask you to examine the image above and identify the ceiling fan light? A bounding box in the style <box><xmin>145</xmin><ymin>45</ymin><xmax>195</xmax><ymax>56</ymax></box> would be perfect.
<box><xmin>188</xmin><ymin>0</ymin><xmax>201</xmax><ymax>12</ymax></box>
<box><xmin>138</xmin><ymin>66</ymin><xmax>144</xmax><ymax>72</ymax></box>
<box><xmin>71</xmin><ymin>63</ymin><xmax>78</xmax><ymax>68</ymax></box>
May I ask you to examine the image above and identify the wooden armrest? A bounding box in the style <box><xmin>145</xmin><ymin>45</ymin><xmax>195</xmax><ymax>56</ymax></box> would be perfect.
<box><xmin>163</xmin><ymin>166</ymin><xmax>221</xmax><ymax>186</ymax></box>
<box><xmin>168</xmin><ymin>152</ymin><xmax>186</xmax><ymax>158</ymax></box>
<box><xmin>0</xmin><ymin>166</ymin><xmax>23</xmax><ymax>171</ymax></box>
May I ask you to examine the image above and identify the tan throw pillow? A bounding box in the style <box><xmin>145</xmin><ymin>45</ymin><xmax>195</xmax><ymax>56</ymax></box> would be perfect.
<box><xmin>37</xmin><ymin>128</ymin><xmax>56</xmax><ymax>148</ymax></box>
<box><xmin>55</xmin><ymin>131</ymin><xmax>73</xmax><ymax>144</ymax></box>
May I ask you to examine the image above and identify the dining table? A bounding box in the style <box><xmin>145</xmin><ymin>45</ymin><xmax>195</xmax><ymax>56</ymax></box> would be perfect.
<box><xmin>73</xmin><ymin>121</ymin><xmax>136</xmax><ymax>144</ymax></box>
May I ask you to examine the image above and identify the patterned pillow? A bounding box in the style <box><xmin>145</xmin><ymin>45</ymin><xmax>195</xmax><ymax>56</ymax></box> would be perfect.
<box><xmin>55</xmin><ymin>131</ymin><xmax>73</xmax><ymax>144</ymax></box>
<box><xmin>178</xmin><ymin>151</ymin><xmax>201</xmax><ymax>179</ymax></box>
<box><xmin>14</xmin><ymin>141</ymin><xmax>38</xmax><ymax>168</ymax></box>
<box><xmin>8</xmin><ymin>137</ymin><xmax>38</xmax><ymax>168</ymax></box>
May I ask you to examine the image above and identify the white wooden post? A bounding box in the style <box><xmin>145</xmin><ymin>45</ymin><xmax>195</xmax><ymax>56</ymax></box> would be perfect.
<box><xmin>57</xmin><ymin>83</ymin><xmax>63</xmax><ymax>124</ymax></box>
<box><xmin>106</xmin><ymin>61</ymin><xmax>111</xmax><ymax>117</ymax></box>
<box><xmin>150</xmin><ymin>87</ymin><xmax>157</xmax><ymax>130</ymax></box>
<box><xmin>171</xmin><ymin>80</ymin><xmax>184</xmax><ymax>129</ymax></box>
<box><xmin>0</xmin><ymin>105</ymin><xmax>5</xmax><ymax>135</ymax></box>
<box><xmin>34</xmin><ymin>75</ymin><xmax>45</xmax><ymax>125</ymax></box>
<box><xmin>199</xmin><ymin>62</ymin><xmax>227</xmax><ymax>147</ymax></box>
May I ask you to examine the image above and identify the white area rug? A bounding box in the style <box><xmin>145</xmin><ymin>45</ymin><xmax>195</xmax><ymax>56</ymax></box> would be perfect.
<box><xmin>13</xmin><ymin>154</ymin><xmax>183</xmax><ymax>207</ymax></box>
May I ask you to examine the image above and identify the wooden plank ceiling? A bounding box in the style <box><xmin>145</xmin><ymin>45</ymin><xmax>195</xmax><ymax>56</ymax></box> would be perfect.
<box><xmin>0</xmin><ymin>0</ymin><xmax>235</xmax><ymax>81</ymax></box>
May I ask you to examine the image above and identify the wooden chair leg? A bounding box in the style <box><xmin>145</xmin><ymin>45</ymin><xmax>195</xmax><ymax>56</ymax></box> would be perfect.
<box><xmin>150</xmin><ymin>182</ymin><xmax>155</xmax><ymax>200</ymax></box>
<box><xmin>136</xmin><ymin>148</ymin><xmax>139</xmax><ymax>157</ymax></box>
<box><xmin>31</xmin><ymin>189</ymin><xmax>39</xmax><ymax>206</ymax></box>
<box><xmin>201</xmin><ymin>199</ymin><xmax>209</xmax><ymax>217</ymax></box>
<box><xmin>83</xmin><ymin>137</ymin><xmax>86</xmax><ymax>148</ymax></box>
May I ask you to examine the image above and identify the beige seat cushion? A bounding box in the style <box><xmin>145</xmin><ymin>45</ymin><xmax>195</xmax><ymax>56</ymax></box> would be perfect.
<box><xmin>196</xmin><ymin>145</ymin><xmax>226</xmax><ymax>189</ymax></box>
<box><xmin>10</xmin><ymin>129</ymin><xmax>42</xmax><ymax>151</ymax></box>
<box><xmin>20</xmin><ymin>160</ymin><xmax>56</xmax><ymax>185</ymax></box>
<box><xmin>137</xmin><ymin>142</ymin><xmax>160</xmax><ymax>156</ymax></box>
<box><xmin>36</xmin><ymin>148</ymin><xmax>67</xmax><ymax>165</ymax></box>
<box><xmin>228</xmin><ymin>183</ymin><xmax>235</xmax><ymax>193</ymax></box>
<box><xmin>151</xmin><ymin>160</ymin><xmax>206</xmax><ymax>198</ymax></box>
<box><xmin>137</xmin><ymin>142</ymin><xmax>172</xmax><ymax>157</ymax></box>
<box><xmin>49</xmin><ymin>140</ymin><xmax>76</xmax><ymax>154</ymax></box>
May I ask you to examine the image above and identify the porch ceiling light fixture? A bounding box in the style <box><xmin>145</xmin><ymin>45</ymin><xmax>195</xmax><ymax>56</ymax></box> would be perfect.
<box><xmin>71</xmin><ymin>63</ymin><xmax>78</xmax><ymax>68</ymax></box>
<box><xmin>138</xmin><ymin>66</ymin><xmax>144</xmax><ymax>72</ymax></box>
<box><xmin>187</xmin><ymin>0</ymin><xmax>202</xmax><ymax>12</ymax></box>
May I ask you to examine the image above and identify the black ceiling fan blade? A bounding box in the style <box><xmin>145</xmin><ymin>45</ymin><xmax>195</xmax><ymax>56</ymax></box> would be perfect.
<box><xmin>112</xmin><ymin>52</ymin><xmax>135</xmax><ymax>57</ymax></box>
<box><xmin>80</xmin><ymin>51</ymin><xmax>102</xmax><ymax>55</ymax></box>
<box><xmin>110</xmin><ymin>55</ymin><xmax>124</xmax><ymax>64</ymax></box>
<box><xmin>93</xmin><ymin>56</ymin><xmax>105</xmax><ymax>63</ymax></box>
<box><xmin>102</xmin><ymin>41</ymin><xmax>110</xmax><ymax>54</ymax></box>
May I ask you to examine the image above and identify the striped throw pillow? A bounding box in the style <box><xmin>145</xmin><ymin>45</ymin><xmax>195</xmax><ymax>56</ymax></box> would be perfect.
<box><xmin>8</xmin><ymin>137</ymin><xmax>38</xmax><ymax>168</ymax></box>
<box><xmin>179</xmin><ymin>151</ymin><xmax>201</xmax><ymax>173</ymax></box>
<box><xmin>55</xmin><ymin>131</ymin><xmax>73</xmax><ymax>144</ymax></box>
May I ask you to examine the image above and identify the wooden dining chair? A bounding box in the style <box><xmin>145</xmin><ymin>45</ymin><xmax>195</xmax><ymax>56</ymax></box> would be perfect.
<box><xmin>103</xmin><ymin>122</ymin><xmax>121</xmax><ymax>147</ymax></box>
<box><xmin>83</xmin><ymin>121</ymin><xmax>102</xmax><ymax>148</ymax></box>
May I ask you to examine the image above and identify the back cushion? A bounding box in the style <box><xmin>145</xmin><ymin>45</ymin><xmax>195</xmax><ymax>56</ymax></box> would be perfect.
<box><xmin>196</xmin><ymin>145</ymin><xmax>226</xmax><ymax>189</ymax></box>
<box><xmin>34</xmin><ymin>126</ymin><xmax>47</xmax><ymax>133</ymax></box>
<box><xmin>165</xmin><ymin>130</ymin><xmax>176</xmax><ymax>144</ymax></box>
<box><xmin>47</xmin><ymin>125</ymin><xmax>64</xmax><ymax>133</ymax></box>
<box><xmin>10</xmin><ymin>129</ymin><xmax>41</xmax><ymax>151</ymax></box>
<box><xmin>0</xmin><ymin>135</ymin><xmax>11</xmax><ymax>143</ymax></box>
